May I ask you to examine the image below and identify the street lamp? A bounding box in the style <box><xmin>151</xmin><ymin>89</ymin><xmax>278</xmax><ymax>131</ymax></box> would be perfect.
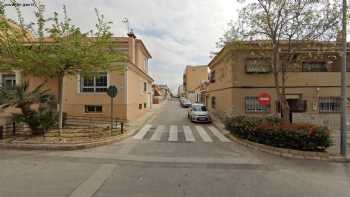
<box><xmin>340</xmin><ymin>0</ymin><xmax>348</xmax><ymax>157</ymax></box>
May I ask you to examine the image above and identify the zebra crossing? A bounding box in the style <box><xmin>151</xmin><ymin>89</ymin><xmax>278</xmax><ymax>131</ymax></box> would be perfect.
<box><xmin>133</xmin><ymin>124</ymin><xmax>230</xmax><ymax>143</ymax></box>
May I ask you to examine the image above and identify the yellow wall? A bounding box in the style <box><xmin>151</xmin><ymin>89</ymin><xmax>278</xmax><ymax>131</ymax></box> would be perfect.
<box><xmin>62</xmin><ymin>69</ymin><xmax>127</xmax><ymax>120</ymax></box>
<box><xmin>207</xmin><ymin>48</ymin><xmax>350</xmax><ymax>118</ymax></box>
<box><xmin>126</xmin><ymin>64</ymin><xmax>153</xmax><ymax>120</ymax></box>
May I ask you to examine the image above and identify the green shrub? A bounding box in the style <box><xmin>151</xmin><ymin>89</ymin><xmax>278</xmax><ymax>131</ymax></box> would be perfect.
<box><xmin>225</xmin><ymin>116</ymin><xmax>331</xmax><ymax>151</ymax></box>
<box><xmin>14</xmin><ymin>107</ymin><xmax>58</xmax><ymax>135</ymax></box>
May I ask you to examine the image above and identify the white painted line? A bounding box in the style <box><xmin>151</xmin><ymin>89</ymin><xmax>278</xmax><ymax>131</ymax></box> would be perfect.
<box><xmin>183</xmin><ymin>126</ymin><xmax>195</xmax><ymax>142</ymax></box>
<box><xmin>150</xmin><ymin>125</ymin><xmax>165</xmax><ymax>141</ymax></box>
<box><xmin>133</xmin><ymin>124</ymin><xmax>152</xmax><ymax>140</ymax></box>
<box><xmin>69</xmin><ymin>164</ymin><xmax>115</xmax><ymax>197</ymax></box>
<box><xmin>208</xmin><ymin>126</ymin><xmax>231</xmax><ymax>142</ymax></box>
<box><xmin>168</xmin><ymin>125</ymin><xmax>178</xmax><ymax>142</ymax></box>
<box><xmin>195</xmin><ymin>126</ymin><xmax>213</xmax><ymax>142</ymax></box>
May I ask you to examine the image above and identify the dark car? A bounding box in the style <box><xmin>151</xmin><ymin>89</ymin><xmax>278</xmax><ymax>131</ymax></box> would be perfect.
<box><xmin>180</xmin><ymin>98</ymin><xmax>192</xmax><ymax>108</ymax></box>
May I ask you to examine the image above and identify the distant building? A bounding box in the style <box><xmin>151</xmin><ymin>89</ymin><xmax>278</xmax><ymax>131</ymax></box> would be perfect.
<box><xmin>153</xmin><ymin>84</ymin><xmax>170</xmax><ymax>104</ymax></box>
<box><xmin>194</xmin><ymin>80</ymin><xmax>209</xmax><ymax>104</ymax></box>
<box><xmin>183</xmin><ymin>65</ymin><xmax>208</xmax><ymax>103</ymax></box>
<box><xmin>178</xmin><ymin>85</ymin><xmax>184</xmax><ymax>97</ymax></box>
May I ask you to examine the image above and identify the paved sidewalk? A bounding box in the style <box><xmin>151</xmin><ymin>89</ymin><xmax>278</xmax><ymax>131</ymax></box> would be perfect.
<box><xmin>127</xmin><ymin>100</ymin><xmax>168</xmax><ymax>134</ymax></box>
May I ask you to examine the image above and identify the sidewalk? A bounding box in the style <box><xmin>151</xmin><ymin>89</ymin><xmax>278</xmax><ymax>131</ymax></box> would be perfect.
<box><xmin>0</xmin><ymin>101</ymin><xmax>167</xmax><ymax>151</ymax></box>
<box><xmin>127</xmin><ymin>100</ymin><xmax>168</xmax><ymax>134</ymax></box>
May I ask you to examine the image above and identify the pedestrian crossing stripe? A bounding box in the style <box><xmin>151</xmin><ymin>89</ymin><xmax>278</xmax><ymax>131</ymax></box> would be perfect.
<box><xmin>133</xmin><ymin>124</ymin><xmax>152</xmax><ymax>140</ymax></box>
<box><xmin>183</xmin><ymin>125</ymin><xmax>195</xmax><ymax>142</ymax></box>
<box><xmin>195</xmin><ymin>126</ymin><xmax>213</xmax><ymax>142</ymax></box>
<box><xmin>168</xmin><ymin>125</ymin><xmax>178</xmax><ymax>142</ymax></box>
<box><xmin>150</xmin><ymin>125</ymin><xmax>165</xmax><ymax>141</ymax></box>
<box><xmin>208</xmin><ymin>126</ymin><xmax>230</xmax><ymax>142</ymax></box>
<box><xmin>134</xmin><ymin>125</ymin><xmax>230</xmax><ymax>143</ymax></box>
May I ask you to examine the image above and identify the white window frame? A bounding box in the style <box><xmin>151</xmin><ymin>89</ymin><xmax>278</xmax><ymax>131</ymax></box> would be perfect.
<box><xmin>80</xmin><ymin>72</ymin><xmax>108</xmax><ymax>93</ymax></box>
<box><xmin>1</xmin><ymin>73</ymin><xmax>16</xmax><ymax>89</ymax></box>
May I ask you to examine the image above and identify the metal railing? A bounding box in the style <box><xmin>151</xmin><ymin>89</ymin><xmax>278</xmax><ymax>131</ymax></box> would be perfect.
<box><xmin>0</xmin><ymin>115</ymin><xmax>127</xmax><ymax>139</ymax></box>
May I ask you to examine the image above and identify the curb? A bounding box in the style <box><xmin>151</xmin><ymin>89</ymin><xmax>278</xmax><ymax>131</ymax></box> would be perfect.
<box><xmin>0</xmin><ymin>100</ymin><xmax>166</xmax><ymax>151</ymax></box>
<box><xmin>0</xmin><ymin>132</ymin><xmax>131</xmax><ymax>151</ymax></box>
<box><xmin>211</xmin><ymin>114</ymin><xmax>349</xmax><ymax>162</ymax></box>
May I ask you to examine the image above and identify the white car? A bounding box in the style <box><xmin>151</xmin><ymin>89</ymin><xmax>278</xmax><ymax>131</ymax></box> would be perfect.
<box><xmin>188</xmin><ymin>103</ymin><xmax>211</xmax><ymax>123</ymax></box>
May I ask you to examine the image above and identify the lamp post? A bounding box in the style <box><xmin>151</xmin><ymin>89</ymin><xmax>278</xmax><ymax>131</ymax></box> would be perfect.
<box><xmin>340</xmin><ymin>0</ymin><xmax>348</xmax><ymax>157</ymax></box>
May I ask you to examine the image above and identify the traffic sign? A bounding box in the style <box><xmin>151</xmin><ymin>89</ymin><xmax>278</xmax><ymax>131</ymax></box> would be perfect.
<box><xmin>107</xmin><ymin>85</ymin><xmax>118</xmax><ymax>98</ymax></box>
<box><xmin>258</xmin><ymin>92</ymin><xmax>271</xmax><ymax>106</ymax></box>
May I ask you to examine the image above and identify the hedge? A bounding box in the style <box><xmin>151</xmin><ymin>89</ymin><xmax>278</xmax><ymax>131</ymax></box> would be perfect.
<box><xmin>224</xmin><ymin>116</ymin><xmax>331</xmax><ymax>151</ymax></box>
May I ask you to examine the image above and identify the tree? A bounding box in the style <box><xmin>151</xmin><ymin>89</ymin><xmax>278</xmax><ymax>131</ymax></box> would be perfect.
<box><xmin>0</xmin><ymin>0</ymin><xmax>126</xmax><ymax>133</ymax></box>
<box><xmin>0</xmin><ymin>81</ymin><xmax>57</xmax><ymax>135</ymax></box>
<box><xmin>219</xmin><ymin>0</ymin><xmax>340</xmax><ymax>122</ymax></box>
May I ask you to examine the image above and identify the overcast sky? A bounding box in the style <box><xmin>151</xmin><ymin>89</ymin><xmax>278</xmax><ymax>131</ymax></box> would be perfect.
<box><xmin>4</xmin><ymin>0</ymin><xmax>239</xmax><ymax>92</ymax></box>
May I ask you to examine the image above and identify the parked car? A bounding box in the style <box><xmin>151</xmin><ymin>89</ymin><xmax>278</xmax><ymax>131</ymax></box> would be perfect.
<box><xmin>181</xmin><ymin>99</ymin><xmax>192</xmax><ymax>108</ymax></box>
<box><xmin>188</xmin><ymin>103</ymin><xmax>211</xmax><ymax>123</ymax></box>
<box><xmin>179</xmin><ymin>98</ymin><xmax>191</xmax><ymax>108</ymax></box>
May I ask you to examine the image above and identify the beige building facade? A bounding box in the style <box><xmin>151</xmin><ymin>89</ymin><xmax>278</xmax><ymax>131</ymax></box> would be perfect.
<box><xmin>0</xmin><ymin>31</ymin><xmax>154</xmax><ymax>122</ymax></box>
<box><xmin>183</xmin><ymin>65</ymin><xmax>208</xmax><ymax>102</ymax></box>
<box><xmin>207</xmin><ymin>41</ymin><xmax>350</xmax><ymax>127</ymax></box>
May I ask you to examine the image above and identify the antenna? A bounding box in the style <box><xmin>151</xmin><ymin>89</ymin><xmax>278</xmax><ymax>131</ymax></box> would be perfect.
<box><xmin>122</xmin><ymin>17</ymin><xmax>130</xmax><ymax>33</ymax></box>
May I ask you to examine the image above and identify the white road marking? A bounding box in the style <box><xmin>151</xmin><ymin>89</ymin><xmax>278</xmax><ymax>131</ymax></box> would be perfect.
<box><xmin>195</xmin><ymin>126</ymin><xmax>213</xmax><ymax>142</ymax></box>
<box><xmin>69</xmin><ymin>164</ymin><xmax>115</xmax><ymax>197</ymax></box>
<box><xmin>168</xmin><ymin>125</ymin><xmax>178</xmax><ymax>142</ymax></box>
<box><xmin>208</xmin><ymin>126</ymin><xmax>231</xmax><ymax>142</ymax></box>
<box><xmin>150</xmin><ymin>125</ymin><xmax>165</xmax><ymax>141</ymax></box>
<box><xmin>183</xmin><ymin>126</ymin><xmax>195</xmax><ymax>142</ymax></box>
<box><xmin>133</xmin><ymin>124</ymin><xmax>152</xmax><ymax>140</ymax></box>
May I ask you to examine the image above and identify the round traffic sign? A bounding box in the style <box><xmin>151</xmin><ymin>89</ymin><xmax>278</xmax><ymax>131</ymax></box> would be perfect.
<box><xmin>258</xmin><ymin>92</ymin><xmax>271</xmax><ymax>106</ymax></box>
<box><xmin>107</xmin><ymin>85</ymin><xmax>118</xmax><ymax>98</ymax></box>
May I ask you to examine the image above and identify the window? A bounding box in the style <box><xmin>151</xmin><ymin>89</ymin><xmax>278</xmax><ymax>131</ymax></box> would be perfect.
<box><xmin>144</xmin><ymin>103</ymin><xmax>147</xmax><ymax>108</ymax></box>
<box><xmin>144</xmin><ymin>82</ymin><xmax>147</xmax><ymax>92</ymax></box>
<box><xmin>245</xmin><ymin>59</ymin><xmax>272</xmax><ymax>73</ymax></box>
<box><xmin>85</xmin><ymin>105</ymin><xmax>103</xmax><ymax>113</ymax></box>
<box><xmin>139</xmin><ymin>104</ymin><xmax>143</xmax><ymax>110</ymax></box>
<box><xmin>81</xmin><ymin>72</ymin><xmax>108</xmax><ymax>93</ymax></box>
<box><xmin>211</xmin><ymin>97</ymin><xmax>216</xmax><ymax>109</ymax></box>
<box><xmin>192</xmin><ymin>105</ymin><xmax>207</xmax><ymax>112</ymax></box>
<box><xmin>245</xmin><ymin>96</ymin><xmax>270</xmax><ymax>113</ymax></box>
<box><xmin>209</xmin><ymin>71</ymin><xmax>216</xmax><ymax>83</ymax></box>
<box><xmin>319</xmin><ymin>97</ymin><xmax>341</xmax><ymax>113</ymax></box>
<box><xmin>302</xmin><ymin>62</ymin><xmax>328</xmax><ymax>72</ymax></box>
<box><xmin>1</xmin><ymin>74</ymin><xmax>16</xmax><ymax>89</ymax></box>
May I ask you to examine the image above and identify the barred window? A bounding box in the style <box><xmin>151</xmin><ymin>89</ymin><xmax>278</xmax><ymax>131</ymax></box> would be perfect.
<box><xmin>81</xmin><ymin>72</ymin><xmax>108</xmax><ymax>93</ymax></box>
<box><xmin>245</xmin><ymin>59</ymin><xmax>272</xmax><ymax>73</ymax></box>
<box><xmin>319</xmin><ymin>97</ymin><xmax>341</xmax><ymax>113</ymax></box>
<box><xmin>245</xmin><ymin>96</ymin><xmax>270</xmax><ymax>113</ymax></box>
<box><xmin>302</xmin><ymin>62</ymin><xmax>328</xmax><ymax>72</ymax></box>
<box><xmin>85</xmin><ymin>105</ymin><xmax>103</xmax><ymax>113</ymax></box>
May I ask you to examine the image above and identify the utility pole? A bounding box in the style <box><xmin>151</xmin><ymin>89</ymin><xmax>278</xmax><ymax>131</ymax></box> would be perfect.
<box><xmin>340</xmin><ymin>0</ymin><xmax>348</xmax><ymax>157</ymax></box>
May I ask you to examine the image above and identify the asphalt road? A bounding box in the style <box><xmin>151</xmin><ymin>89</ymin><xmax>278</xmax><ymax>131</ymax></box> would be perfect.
<box><xmin>0</xmin><ymin>99</ymin><xmax>350</xmax><ymax>197</ymax></box>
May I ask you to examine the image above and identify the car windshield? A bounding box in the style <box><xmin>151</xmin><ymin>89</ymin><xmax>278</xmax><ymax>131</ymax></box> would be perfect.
<box><xmin>192</xmin><ymin>105</ymin><xmax>207</xmax><ymax>111</ymax></box>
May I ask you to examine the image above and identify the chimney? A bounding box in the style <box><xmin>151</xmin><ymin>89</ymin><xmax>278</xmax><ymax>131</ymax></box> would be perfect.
<box><xmin>128</xmin><ymin>29</ymin><xmax>136</xmax><ymax>64</ymax></box>
<box><xmin>127</xmin><ymin>30</ymin><xmax>136</xmax><ymax>39</ymax></box>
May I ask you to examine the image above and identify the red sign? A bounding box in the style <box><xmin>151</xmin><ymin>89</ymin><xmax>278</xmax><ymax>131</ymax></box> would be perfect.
<box><xmin>258</xmin><ymin>92</ymin><xmax>271</xmax><ymax>106</ymax></box>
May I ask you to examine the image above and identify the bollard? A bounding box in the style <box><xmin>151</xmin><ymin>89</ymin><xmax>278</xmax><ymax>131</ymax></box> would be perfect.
<box><xmin>12</xmin><ymin>122</ymin><xmax>16</xmax><ymax>137</ymax></box>
<box><xmin>121</xmin><ymin>122</ymin><xmax>124</xmax><ymax>134</ymax></box>
<box><xmin>0</xmin><ymin>126</ymin><xmax>3</xmax><ymax>140</ymax></box>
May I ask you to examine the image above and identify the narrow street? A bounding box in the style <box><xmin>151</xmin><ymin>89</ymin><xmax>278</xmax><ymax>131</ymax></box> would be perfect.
<box><xmin>0</xmin><ymin>100</ymin><xmax>350</xmax><ymax>197</ymax></box>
